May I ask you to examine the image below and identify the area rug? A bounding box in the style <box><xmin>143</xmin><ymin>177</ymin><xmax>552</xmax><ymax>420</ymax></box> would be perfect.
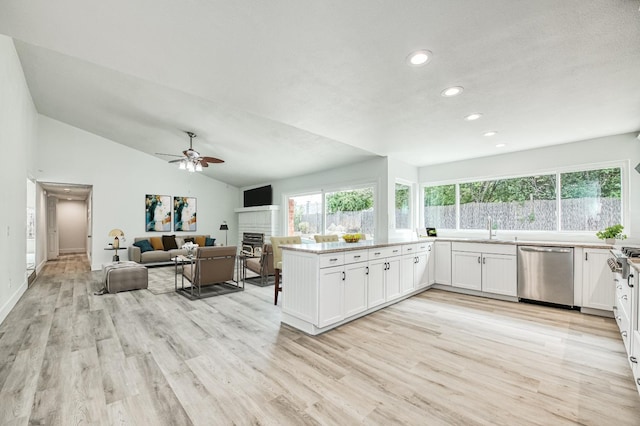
<box><xmin>146</xmin><ymin>266</ymin><xmax>243</xmax><ymax>298</ymax></box>
<box><xmin>243</xmin><ymin>273</ymin><xmax>275</xmax><ymax>287</ymax></box>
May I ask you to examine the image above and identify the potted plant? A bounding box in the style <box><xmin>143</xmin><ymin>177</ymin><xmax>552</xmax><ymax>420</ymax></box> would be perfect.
<box><xmin>596</xmin><ymin>224</ymin><xmax>627</xmax><ymax>245</ymax></box>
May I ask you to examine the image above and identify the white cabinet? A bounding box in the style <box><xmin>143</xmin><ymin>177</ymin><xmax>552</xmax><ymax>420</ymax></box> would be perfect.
<box><xmin>369</xmin><ymin>246</ymin><xmax>402</xmax><ymax>305</ymax></box>
<box><xmin>318</xmin><ymin>250</ymin><xmax>368</xmax><ymax>327</ymax></box>
<box><xmin>434</xmin><ymin>241</ymin><xmax>451</xmax><ymax>285</ymax></box>
<box><xmin>582</xmin><ymin>249</ymin><xmax>614</xmax><ymax>311</ymax></box>
<box><xmin>451</xmin><ymin>242</ymin><xmax>517</xmax><ymax>296</ymax></box>
<box><xmin>401</xmin><ymin>242</ymin><xmax>433</xmax><ymax>295</ymax></box>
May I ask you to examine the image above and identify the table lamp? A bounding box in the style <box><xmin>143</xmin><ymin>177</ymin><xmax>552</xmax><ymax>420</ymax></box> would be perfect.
<box><xmin>108</xmin><ymin>228</ymin><xmax>125</xmax><ymax>261</ymax></box>
<box><xmin>219</xmin><ymin>221</ymin><xmax>229</xmax><ymax>246</ymax></box>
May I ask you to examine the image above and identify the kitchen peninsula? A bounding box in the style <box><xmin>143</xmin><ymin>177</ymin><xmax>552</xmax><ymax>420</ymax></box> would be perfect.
<box><xmin>281</xmin><ymin>238</ymin><xmax>613</xmax><ymax>335</ymax></box>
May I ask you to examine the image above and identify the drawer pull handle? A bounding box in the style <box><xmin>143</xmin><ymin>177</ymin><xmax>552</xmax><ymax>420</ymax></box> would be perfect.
<box><xmin>354</xmin><ymin>255</ymin><xmax>361</xmax><ymax>259</ymax></box>
<box><xmin>637</xmin><ymin>378</ymin><xmax>640</xmax><ymax>386</ymax></box>
<box><xmin>393</xmin><ymin>250</ymin><xmax>399</xmax><ymax>253</ymax></box>
<box><xmin>374</xmin><ymin>252</ymin><xmax>381</xmax><ymax>255</ymax></box>
<box><xmin>365</xmin><ymin>266</ymin><xmax>369</xmax><ymax>275</ymax></box>
<box><xmin>342</xmin><ymin>271</ymin><xmax>345</xmax><ymax>281</ymax></box>
<box><xmin>630</xmin><ymin>356</ymin><xmax>638</xmax><ymax>364</ymax></box>
<box><xmin>330</xmin><ymin>258</ymin><xmax>338</xmax><ymax>262</ymax></box>
<box><xmin>617</xmin><ymin>285</ymin><xmax>623</xmax><ymax>290</ymax></box>
<box><xmin>621</xmin><ymin>331</ymin><xmax>628</xmax><ymax>337</ymax></box>
<box><xmin>622</xmin><ymin>295</ymin><xmax>628</xmax><ymax>300</ymax></box>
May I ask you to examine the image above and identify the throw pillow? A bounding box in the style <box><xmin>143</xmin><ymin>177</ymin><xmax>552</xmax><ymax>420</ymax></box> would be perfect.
<box><xmin>162</xmin><ymin>235</ymin><xmax>178</xmax><ymax>250</ymax></box>
<box><xmin>175</xmin><ymin>237</ymin><xmax>185</xmax><ymax>248</ymax></box>
<box><xmin>195</xmin><ymin>236</ymin><xmax>206</xmax><ymax>247</ymax></box>
<box><xmin>133</xmin><ymin>239</ymin><xmax>154</xmax><ymax>253</ymax></box>
<box><xmin>150</xmin><ymin>236</ymin><xmax>164</xmax><ymax>250</ymax></box>
<box><xmin>205</xmin><ymin>237</ymin><xmax>216</xmax><ymax>246</ymax></box>
<box><xmin>184</xmin><ymin>237</ymin><xmax>195</xmax><ymax>243</ymax></box>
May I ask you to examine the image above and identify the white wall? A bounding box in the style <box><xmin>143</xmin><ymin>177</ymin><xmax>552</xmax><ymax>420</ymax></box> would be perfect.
<box><xmin>57</xmin><ymin>200</ymin><xmax>87</xmax><ymax>254</ymax></box>
<box><xmin>264</xmin><ymin>156</ymin><xmax>391</xmax><ymax>241</ymax></box>
<box><xmin>0</xmin><ymin>35</ymin><xmax>38</xmax><ymax>324</ymax></box>
<box><xmin>419</xmin><ymin>133</ymin><xmax>640</xmax><ymax>243</ymax></box>
<box><xmin>36</xmin><ymin>116</ymin><xmax>242</xmax><ymax>270</ymax></box>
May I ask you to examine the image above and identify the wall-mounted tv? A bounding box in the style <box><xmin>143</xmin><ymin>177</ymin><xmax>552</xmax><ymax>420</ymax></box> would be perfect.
<box><xmin>244</xmin><ymin>185</ymin><xmax>272</xmax><ymax>207</ymax></box>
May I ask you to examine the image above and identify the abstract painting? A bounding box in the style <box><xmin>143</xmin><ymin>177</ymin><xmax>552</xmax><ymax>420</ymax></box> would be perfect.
<box><xmin>174</xmin><ymin>196</ymin><xmax>197</xmax><ymax>231</ymax></box>
<box><xmin>145</xmin><ymin>194</ymin><xmax>171</xmax><ymax>231</ymax></box>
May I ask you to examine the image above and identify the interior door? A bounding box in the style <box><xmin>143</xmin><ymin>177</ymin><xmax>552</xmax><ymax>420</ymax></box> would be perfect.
<box><xmin>47</xmin><ymin>196</ymin><xmax>59</xmax><ymax>259</ymax></box>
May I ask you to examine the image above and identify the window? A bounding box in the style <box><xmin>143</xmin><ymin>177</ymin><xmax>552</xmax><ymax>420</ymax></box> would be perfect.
<box><xmin>459</xmin><ymin>175</ymin><xmax>556</xmax><ymax>231</ymax></box>
<box><xmin>287</xmin><ymin>185</ymin><xmax>376</xmax><ymax>240</ymax></box>
<box><xmin>560</xmin><ymin>167</ymin><xmax>622</xmax><ymax>231</ymax></box>
<box><xmin>423</xmin><ymin>165</ymin><xmax>623</xmax><ymax>233</ymax></box>
<box><xmin>395</xmin><ymin>182</ymin><xmax>411</xmax><ymax>229</ymax></box>
<box><xmin>424</xmin><ymin>184</ymin><xmax>456</xmax><ymax>229</ymax></box>
<box><xmin>288</xmin><ymin>194</ymin><xmax>323</xmax><ymax>242</ymax></box>
<box><xmin>325</xmin><ymin>187</ymin><xmax>374</xmax><ymax>238</ymax></box>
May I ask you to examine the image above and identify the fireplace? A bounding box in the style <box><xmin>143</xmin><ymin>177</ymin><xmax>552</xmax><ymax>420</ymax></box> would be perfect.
<box><xmin>241</xmin><ymin>232</ymin><xmax>264</xmax><ymax>255</ymax></box>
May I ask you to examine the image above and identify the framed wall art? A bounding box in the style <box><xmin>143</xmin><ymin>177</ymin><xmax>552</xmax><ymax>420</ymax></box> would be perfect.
<box><xmin>145</xmin><ymin>194</ymin><xmax>172</xmax><ymax>231</ymax></box>
<box><xmin>174</xmin><ymin>196</ymin><xmax>197</xmax><ymax>231</ymax></box>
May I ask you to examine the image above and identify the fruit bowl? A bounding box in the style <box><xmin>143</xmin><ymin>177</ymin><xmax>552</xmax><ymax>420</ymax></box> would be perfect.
<box><xmin>343</xmin><ymin>234</ymin><xmax>361</xmax><ymax>243</ymax></box>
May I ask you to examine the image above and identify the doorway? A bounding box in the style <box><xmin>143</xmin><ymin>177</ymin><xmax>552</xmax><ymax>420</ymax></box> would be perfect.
<box><xmin>40</xmin><ymin>182</ymin><xmax>93</xmax><ymax>263</ymax></box>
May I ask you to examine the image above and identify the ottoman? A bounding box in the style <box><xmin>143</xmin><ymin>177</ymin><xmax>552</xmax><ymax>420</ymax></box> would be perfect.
<box><xmin>102</xmin><ymin>261</ymin><xmax>148</xmax><ymax>293</ymax></box>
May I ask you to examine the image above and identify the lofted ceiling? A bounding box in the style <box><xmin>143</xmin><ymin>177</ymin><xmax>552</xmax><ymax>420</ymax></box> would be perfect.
<box><xmin>2</xmin><ymin>1</ymin><xmax>640</xmax><ymax>187</ymax></box>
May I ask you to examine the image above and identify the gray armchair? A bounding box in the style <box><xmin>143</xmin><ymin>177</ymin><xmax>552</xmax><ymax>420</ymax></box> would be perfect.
<box><xmin>182</xmin><ymin>246</ymin><xmax>237</xmax><ymax>297</ymax></box>
<box><xmin>245</xmin><ymin>243</ymin><xmax>275</xmax><ymax>286</ymax></box>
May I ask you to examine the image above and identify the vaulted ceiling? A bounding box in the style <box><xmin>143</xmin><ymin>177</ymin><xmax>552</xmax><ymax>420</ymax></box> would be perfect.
<box><xmin>2</xmin><ymin>1</ymin><xmax>640</xmax><ymax>187</ymax></box>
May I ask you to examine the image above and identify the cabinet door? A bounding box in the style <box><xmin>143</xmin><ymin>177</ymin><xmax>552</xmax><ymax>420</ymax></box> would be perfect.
<box><xmin>415</xmin><ymin>252</ymin><xmax>429</xmax><ymax>289</ymax></box>
<box><xmin>401</xmin><ymin>254</ymin><xmax>416</xmax><ymax>295</ymax></box>
<box><xmin>368</xmin><ymin>258</ymin><xmax>386</xmax><ymax>308</ymax></box>
<box><xmin>318</xmin><ymin>266</ymin><xmax>344</xmax><ymax>327</ymax></box>
<box><xmin>426</xmin><ymin>244</ymin><xmax>435</xmax><ymax>285</ymax></box>
<box><xmin>434</xmin><ymin>241</ymin><xmax>451</xmax><ymax>285</ymax></box>
<box><xmin>482</xmin><ymin>254</ymin><xmax>517</xmax><ymax>296</ymax></box>
<box><xmin>452</xmin><ymin>251</ymin><xmax>482</xmax><ymax>291</ymax></box>
<box><xmin>386</xmin><ymin>257</ymin><xmax>402</xmax><ymax>301</ymax></box>
<box><xmin>583</xmin><ymin>249</ymin><xmax>614</xmax><ymax>311</ymax></box>
<box><xmin>344</xmin><ymin>262</ymin><xmax>368</xmax><ymax>317</ymax></box>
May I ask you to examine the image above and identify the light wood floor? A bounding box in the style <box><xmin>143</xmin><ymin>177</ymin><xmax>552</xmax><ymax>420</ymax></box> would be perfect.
<box><xmin>1</xmin><ymin>254</ymin><xmax>640</xmax><ymax>425</ymax></box>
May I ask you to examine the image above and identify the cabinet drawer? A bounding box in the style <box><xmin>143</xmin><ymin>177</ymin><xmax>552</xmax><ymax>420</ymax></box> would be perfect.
<box><xmin>345</xmin><ymin>250</ymin><xmax>368</xmax><ymax>263</ymax></box>
<box><xmin>319</xmin><ymin>253</ymin><xmax>344</xmax><ymax>268</ymax></box>
<box><xmin>415</xmin><ymin>242</ymin><xmax>432</xmax><ymax>253</ymax></box>
<box><xmin>402</xmin><ymin>244</ymin><xmax>418</xmax><ymax>255</ymax></box>
<box><xmin>369</xmin><ymin>246</ymin><xmax>402</xmax><ymax>259</ymax></box>
<box><xmin>615</xmin><ymin>306</ymin><xmax>631</xmax><ymax>354</ymax></box>
<box><xmin>616</xmin><ymin>284</ymin><xmax>632</xmax><ymax>319</ymax></box>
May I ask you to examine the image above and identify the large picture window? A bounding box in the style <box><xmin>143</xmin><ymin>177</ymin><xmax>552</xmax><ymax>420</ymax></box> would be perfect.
<box><xmin>560</xmin><ymin>168</ymin><xmax>622</xmax><ymax>231</ymax></box>
<box><xmin>424</xmin><ymin>184</ymin><xmax>456</xmax><ymax>229</ymax></box>
<box><xmin>287</xmin><ymin>185</ymin><xmax>376</xmax><ymax>241</ymax></box>
<box><xmin>459</xmin><ymin>175</ymin><xmax>556</xmax><ymax>231</ymax></box>
<box><xmin>423</xmin><ymin>165</ymin><xmax>623</xmax><ymax>233</ymax></box>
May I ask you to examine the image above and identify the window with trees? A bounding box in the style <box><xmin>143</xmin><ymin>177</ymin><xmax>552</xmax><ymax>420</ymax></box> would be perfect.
<box><xmin>424</xmin><ymin>184</ymin><xmax>456</xmax><ymax>229</ymax></box>
<box><xmin>287</xmin><ymin>185</ymin><xmax>376</xmax><ymax>240</ymax></box>
<box><xmin>423</xmin><ymin>166</ymin><xmax>622</xmax><ymax>232</ymax></box>
<box><xmin>395</xmin><ymin>182</ymin><xmax>411</xmax><ymax>230</ymax></box>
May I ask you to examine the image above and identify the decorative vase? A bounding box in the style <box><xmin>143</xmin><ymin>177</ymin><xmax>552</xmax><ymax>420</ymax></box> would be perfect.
<box><xmin>605</xmin><ymin>238</ymin><xmax>615</xmax><ymax>245</ymax></box>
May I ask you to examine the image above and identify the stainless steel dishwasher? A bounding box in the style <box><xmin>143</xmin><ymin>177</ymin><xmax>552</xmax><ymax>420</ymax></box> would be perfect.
<box><xmin>517</xmin><ymin>246</ymin><xmax>574</xmax><ymax>306</ymax></box>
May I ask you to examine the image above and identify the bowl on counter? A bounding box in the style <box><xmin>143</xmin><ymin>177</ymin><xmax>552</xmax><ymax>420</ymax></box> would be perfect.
<box><xmin>343</xmin><ymin>234</ymin><xmax>361</xmax><ymax>243</ymax></box>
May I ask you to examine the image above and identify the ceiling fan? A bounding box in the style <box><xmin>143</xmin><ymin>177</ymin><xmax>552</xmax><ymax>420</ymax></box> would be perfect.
<box><xmin>156</xmin><ymin>131</ymin><xmax>224</xmax><ymax>172</ymax></box>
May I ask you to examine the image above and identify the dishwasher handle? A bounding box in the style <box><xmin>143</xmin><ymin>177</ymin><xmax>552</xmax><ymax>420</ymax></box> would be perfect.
<box><xmin>519</xmin><ymin>246</ymin><xmax>572</xmax><ymax>254</ymax></box>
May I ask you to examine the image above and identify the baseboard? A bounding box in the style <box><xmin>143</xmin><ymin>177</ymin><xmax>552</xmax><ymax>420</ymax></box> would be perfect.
<box><xmin>0</xmin><ymin>278</ymin><xmax>28</xmax><ymax>326</ymax></box>
<box><xmin>36</xmin><ymin>258</ymin><xmax>47</xmax><ymax>275</ymax></box>
<box><xmin>59</xmin><ymin>248</ymin><xmax>86</xmax><ymax>254</ymax></box>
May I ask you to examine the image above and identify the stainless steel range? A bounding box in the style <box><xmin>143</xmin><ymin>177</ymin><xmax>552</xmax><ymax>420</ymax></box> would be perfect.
<box><xmin>608</xmin><ymin>247</ymin><xmax>640</xmax><ymax>280</ymax></box>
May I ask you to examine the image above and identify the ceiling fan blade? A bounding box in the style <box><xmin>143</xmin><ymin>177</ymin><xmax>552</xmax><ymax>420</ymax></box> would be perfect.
<box><xmin>168</xmin><ymin>159</ymin><xmax>184</xmax><ymax>164</ymax></box>
<box><xmin>156</xmin><ymin>152</ymin><xmax>183</xmax><ymax>158</ymax></box>
<box><xmin>201</xmin><ymin>156</ymin><xmax>224</xmax><ymax>164</ymax></box>
<box><xmin>199</xmin><ymin>161</ymin><xmax>209</xmax><ymax>168</ymax></box>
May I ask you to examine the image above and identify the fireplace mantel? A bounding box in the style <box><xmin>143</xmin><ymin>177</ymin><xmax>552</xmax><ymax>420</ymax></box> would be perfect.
<box><xmin>234</xmin><ymin>205</ymin><xmax>280</xmax><ymax>213</ymax></box>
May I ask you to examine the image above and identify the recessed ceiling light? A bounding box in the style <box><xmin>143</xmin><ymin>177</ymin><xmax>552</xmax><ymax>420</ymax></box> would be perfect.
<box><xmin>464</xmin><ymin>113</ymin><xmax>483</xmax><ymax>121</ymax></box>
<box><xmin>441</xmin><ymin>86</ymin><xmax>464</xmax><ymax>97</ymax></box>
<box><xmin>407</xmin><ymin>50</ymin><xmax>432</xmax><ymax>66</ymax></box>
<box><xmin>483</xmin><ymin>131</ymin><xmax>497</xmax><ymax>137</ymax></box>
<box><xmin>495</xmin><ymin>143</ymin><xmax>506</xmax><ymax>148</ymax></box>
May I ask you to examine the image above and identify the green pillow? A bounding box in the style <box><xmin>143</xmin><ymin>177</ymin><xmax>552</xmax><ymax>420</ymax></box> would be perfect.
<box><xmin>133</xmin><ymin>239</ymin><xmax>154</xmax><ymax>253</ymax></box>
<box><xmin>205</xmin><ymin>237</ymin><xmax>216</xmax><ymax>246</ymax></box>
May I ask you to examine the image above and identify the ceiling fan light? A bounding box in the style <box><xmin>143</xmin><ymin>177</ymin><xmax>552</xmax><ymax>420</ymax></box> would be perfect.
<box><xmin>195</xmin><ymin>162</ymin><xmax>203</xmax><ymax>172</ymax></box>
<box><xmin>186</xmin><ymin>161</ymin><xmax>195</xmax><ymax>172</ymax></box>
<box><xmin>179</xmin><ymin>161</ymin><xmax>186</xmax><ymax>170</ymax></box>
